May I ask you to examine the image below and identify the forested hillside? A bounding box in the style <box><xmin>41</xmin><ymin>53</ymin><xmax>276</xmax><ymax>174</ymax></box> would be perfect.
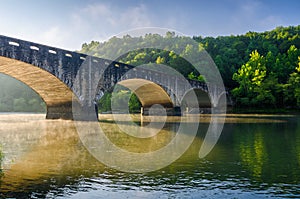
<box><xmin>0</xmin><ymin>74</ymin><xmax>45</xmax><ymax>112</ymax></box>
<box><xmin>81</xmin><ymin>25</ymin><xmax>300</xmax><ymax>110</ymax></box>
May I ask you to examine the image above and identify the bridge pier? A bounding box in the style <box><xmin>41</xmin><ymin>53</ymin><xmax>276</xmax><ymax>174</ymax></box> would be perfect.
<box><xmin>46</xmin><ymin>103</ymin><xmax>99</xmax><ymax>121</ymax></box>
<box><xmin>141</xmin><ymin>106</ymin><xmax>181</xmax><ymax>116</ymax></box>
<box><xmin>46</xmin><ymin>103</ymin><xmax>73</xmax><ymax>120</ymax></box>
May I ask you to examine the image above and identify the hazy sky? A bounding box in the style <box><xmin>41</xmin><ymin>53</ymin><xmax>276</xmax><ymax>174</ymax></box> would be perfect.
<box><xmin>0</xmin><ymin>0</ymin><xmax>299</xmax><ymax>50</ymax></box>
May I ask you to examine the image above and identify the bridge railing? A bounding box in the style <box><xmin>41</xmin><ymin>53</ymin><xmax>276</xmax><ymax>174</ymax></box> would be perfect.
<box><xmin>0</xmin><ymin>35</ymin><xmax>87</xmax><ymax>63</ymax></box>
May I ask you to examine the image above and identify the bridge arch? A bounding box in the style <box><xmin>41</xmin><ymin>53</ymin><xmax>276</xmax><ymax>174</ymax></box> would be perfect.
<box><xmin>182</xmin><ymin>88</ymin><xmax>211</xmax><ymax>113</ymax></box>
<box><xmin>117</xmin><ymin>79</ymin><xmax>173</xmax><ymax>108</ymax></box>
<box><xmin>0</xmin><ymin>56</ymin><xmax>75</xmax><ymax>119</ymax></box>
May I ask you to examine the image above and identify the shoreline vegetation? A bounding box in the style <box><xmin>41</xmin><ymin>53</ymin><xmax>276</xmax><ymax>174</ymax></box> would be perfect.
<box><xmin>229</xmin><ymin>107</ymin><xmax>300</xmax><ymax>114</ymax></box>
<box><xmin>1</xmin><ymin>25</ymin><xmax>300</xmax><ymax>114</ymax></box>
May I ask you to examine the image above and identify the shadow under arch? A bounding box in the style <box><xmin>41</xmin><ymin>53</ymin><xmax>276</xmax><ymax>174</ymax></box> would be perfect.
<box><xmin>182</xmin><ymin>88</ymin><xmax>211</xmax><ymax>113</ymax></box>
<box><xmin>117</xmin><ymin>79</ymin><xmax>174</xmax><ymax>109</ymax></box>
<box><xmin>0</xmin><ymin>56</ymin><xmax>75</xmax><ymax>119</ymax></box>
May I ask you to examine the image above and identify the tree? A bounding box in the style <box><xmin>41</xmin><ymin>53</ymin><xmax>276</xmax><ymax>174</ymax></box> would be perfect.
<box><xmin>98</xmin><ymin>92</ymin><xmax>112</xmax><ymax>112</ymax></box>
<box><xmin>232</xmin><ymin>50</ymin><xmax>275</xmax><ymax>107</ymax></box>
<box><xmin>284</xmin><ymin>57</ymin><xmax>300</xmax><ymax>107</ymax></box>
<box><xmin>128</xmin><ymin>93</ymin><xmax>142</xmax><ymax>113</ymax></box>
<box><xmin>188</xmin><ymin>72</ymin><xmax>206</xmax><ymax>82</ymax></box>
<box><xmin>13</xmin><ymin>98</ymin><xmax>27</xmax><ymax>112</ymax></box>
<box><xmin>0</xmin><ymin>74</ymin><xmax>45</xmax><ymax>112</ymax></box>
<box><xmin>156</xmin><ymin>56</ymin><xmax>165</xmax><ymax>64</ymax></box>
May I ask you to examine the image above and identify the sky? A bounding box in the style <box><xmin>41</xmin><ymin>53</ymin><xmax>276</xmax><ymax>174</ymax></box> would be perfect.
<box><xmin>0</xmin><ymin>0</ymin><xmax>299</xmax><ymax>50</ymax></box>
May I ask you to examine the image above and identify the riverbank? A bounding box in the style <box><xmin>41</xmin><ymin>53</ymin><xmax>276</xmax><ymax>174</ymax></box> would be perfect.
<box><xmin>229</xmin><ymin>107</ymin><xmax>300</xmax><ymax>114</ymax></box>
<box><xmin>99</xmin><ymin>113</ymin><xmax>295</xmax><ymax>124</ymax></box>
<box><xmin>0</xmin><ymin>112</ymin><xmax>297</xmax><ymax>124</ymax></box>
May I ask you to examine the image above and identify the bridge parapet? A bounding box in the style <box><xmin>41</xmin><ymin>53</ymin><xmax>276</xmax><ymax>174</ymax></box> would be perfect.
<box><xmin>0</xmin><ymin>35</ymin><xmax>87</xmax><ymax>89</ymax></box>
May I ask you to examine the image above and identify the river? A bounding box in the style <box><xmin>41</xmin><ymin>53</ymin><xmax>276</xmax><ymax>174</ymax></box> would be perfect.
<box><xmin>0</xmin><ymin>113</ymin><xmax>299</xmax><ymax>198</ymax></box>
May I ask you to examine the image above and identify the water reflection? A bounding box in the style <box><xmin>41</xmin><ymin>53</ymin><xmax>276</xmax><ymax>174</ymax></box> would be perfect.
<box><xmin>0</xmin><ymin>115</ymin><xmax>104</xmax><ymax>197</ymax></box>
<box><xmin>231</xmin><ymin>120</ymin><xmax>300</xmax><ymax>185</ymax></box>
<box><xmin>0</xmin><ymin>114</ymin><xmax>299</xmax><ymax>198</ymax></box>
<box><xmin>238</xmin><ymin>131</ymin><xmax>266</xmax><ymax>179</ymax></box>
<box><xmin>0</xmin><ymin>146</ymin><xmax>3</xmax><ymax>178</ymax></box>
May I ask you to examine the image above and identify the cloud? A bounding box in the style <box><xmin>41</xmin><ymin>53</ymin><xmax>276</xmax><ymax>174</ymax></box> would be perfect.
<box><xmin>72</xmin><ymin>3</ymin><xmax>153</xmax><ymax>33</ymax></box>
<box><xmin>25</xmin><ymin>26</ymin><xmax>76</xmax><ymax>50</ymax></box>
<box><xmin>79</xmin><ymin>3</ymin><xmax>116</xmax><ymax>27</ymax></box>
<box><xmin>45</xmin><ymin>2</ymin><xmax>153</xmax><ymax>49</ymax></box>
<box><xmin>39</xmin><ymin>26</ymin><xmax>65</xmax><ymax>46</ymax></box>
<box><xmin>240</xmin><ymin>0</ymin><xmax>262</xmax><ymax>17</ymax></box>
<box><xmin>119</xmin><ymin>4</ymin><xmax>152</xmax><ymax>28</ymax></box>
<box><xmin>259</xmin><ymin>15</ymin><xmax>284</xmax><ymax>29</ymax></box>
<box><xmin>11</xmin><ymin>1</ymin><xmax>288</xmax><ymax>50</ymax></box>
<box><xmin>230</xmin><ymin>0</ymin><xmax>263</xmax><ymax>26</ymax></box>
<box><xmin>22</xmin><ymin>2</ymin><xmax>154</xmax><ymax>50</ymax></box>
<box><xmin>83</xmin><ymin>3</ymin><xmax>112</xmax><ymax>19</ymax></box>
<box><xmin>225</xmin><ymin>0</ymin><xmax>284</xmax><ymax>34</ymax></box>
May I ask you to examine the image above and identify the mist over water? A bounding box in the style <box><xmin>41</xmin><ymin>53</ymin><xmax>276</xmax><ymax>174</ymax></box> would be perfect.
<box><xmin>0</xmin><ymin>114</ymin><xmax>299</xmax><ymax>198</ymax></box>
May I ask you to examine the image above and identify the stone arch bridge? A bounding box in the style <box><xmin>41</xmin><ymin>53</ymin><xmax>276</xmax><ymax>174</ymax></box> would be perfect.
<box><xmin>0</xmin><ymin>35</ymin><xmax>227</xmax><ymax>119</ymax></box>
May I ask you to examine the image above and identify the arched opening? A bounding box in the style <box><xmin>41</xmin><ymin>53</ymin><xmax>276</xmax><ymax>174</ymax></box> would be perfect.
<box><xmin>117</xmin><ymin>79</ymin><xmax>173</xmax><ymax>108</ymax></box>
<box><xmin>117</xmin><ymin>79</ymin><xmax>174</xmax><ymax>116</ymax></box>
<box><xmin>182</xmin><ymin>88</ymin><xmax>211</xmax><ymax>114</ymax></box>
<box><xmin>0</xmin><ymin>56</ymin><xmax>75</xmax><ymax>119</ymax></box>
<box><xmin>97</xmin><ymin>79</ymin><xmax>176</xmax><ymax>116</ymax></box>
<box><xmin>216</xmin><ymin>92</ymin><xmax>228</xmax><ymax>112</ymax></box>
<box><xmin>0</xmin><ymin>73</ymin><xmax>46</xmax><ymax>112</ymax></box>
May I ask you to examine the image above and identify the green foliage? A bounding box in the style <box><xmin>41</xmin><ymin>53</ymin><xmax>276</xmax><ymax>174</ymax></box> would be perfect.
<box><xmin>80</xmin><ymin>25</ymin><xmax>300</xmax><ymax>110</ymax></box>
<box><xmin>232</xmin><ymin>47</ymin><xmax>300</xmax><ymax>108</ymax></box>
<box><xmin>0</xmin><ymin>74</ymin><xmax>46</xmax><ymax>112</ymax></box>
<box><xmin>284</xmin><ymin>58</ymin><xmax>300</xmax><ymax>107</ymax></box>
<box><xmin>97</xmin><ymin>86</ymin><xmax>141</xmax><ymax>113</ymax></box>
<box><xmin>79</xmin><ymin>32</ymin><xmax>200</xmax><ymax>78</ymax></box>
<box><xmin>128</xmin><ymin>93</ymin><xmax>142</xmax><ymax>113</ymax></box>
<box><xmin>194</xmin><ymin>25</ymin><xmax>300</xmax><ymax>87</ymax></box>
<box><xmin>232</xmin><ymin>50</ymin><xmax>273</xmax><ymax>107</ymax></box>
<box><xmin>155</xmin><ymin>56</ymin><xmax>166</xmax><ymax>64</ymax></box>
<box><xmin>97</xmin><ymin>92</ymin><xmax>112</xmax><ymax>112</ymax></box>
<box><xmin>111</xmin><ymin>88</ymin><xmax>141</xmax><ymax>113</ymax></box>
<box><xmin>188</xmin><ymin>72</ymin><xmax>206</xmax><ymax>82</ymax></box>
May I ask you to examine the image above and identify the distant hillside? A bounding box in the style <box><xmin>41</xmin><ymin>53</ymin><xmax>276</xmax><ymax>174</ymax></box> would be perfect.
<box><xmin>81</xmin><ymin>26</ymin><xmax>300</xmax><ymax>87</ymax></box>
<box><xmin>0</xmin><ymin>74</ymin><xmax>45</xmax><ymax>112</ymax></box>
<box><xmin>81</xmin><ymin>25</ymin><xmax>300</xmax><ymax>109</ymax></box>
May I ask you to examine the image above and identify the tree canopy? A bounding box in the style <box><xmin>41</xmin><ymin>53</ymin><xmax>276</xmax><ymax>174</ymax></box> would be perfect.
<box><xmin>0</xmin><ymin>74</ymin><xmax>45</xmax><ymax>112</ymax></box>
<box><xmin>81</xmin><ymin>25</ymin><xmax>300</xmax><ymax>110</ymax></box>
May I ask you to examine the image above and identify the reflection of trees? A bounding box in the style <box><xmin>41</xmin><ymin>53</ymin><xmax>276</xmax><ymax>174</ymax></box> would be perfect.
<box><xmin>234</xmin><ymin>120</ymin><xmax>300</xmax><ymax>184</ymax></box>
<box><xmin>296</xmin><ymin>120</ymin><xmax>300</xmax><ymax>167</ymax></box>
<box><xmin>238</xmin><ymin>130</ymin><xmax>266</xmax><ymax>180</ymax></box>
<box><xmin>0</xmin><ymin>146</ymin><xmax>3</xmax><ymax>178</ymax></box>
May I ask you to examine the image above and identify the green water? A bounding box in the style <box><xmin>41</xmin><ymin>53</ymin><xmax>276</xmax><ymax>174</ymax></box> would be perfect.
<box><xmin>0</xmin><ymin>114</ymin><xmax>299</xmax><ymax>198</ymax></box>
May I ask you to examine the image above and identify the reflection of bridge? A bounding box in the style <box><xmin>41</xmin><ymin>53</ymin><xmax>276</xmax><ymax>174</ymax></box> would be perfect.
<box><xmin>0</xmin><ymin>35</ymin><xmax>227</xmax><ymax>119</ymax></box>
<box><xmin>0</xmin><ymin>114</ymin><xmax>206</xmax><ymax>197</ymax></box>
